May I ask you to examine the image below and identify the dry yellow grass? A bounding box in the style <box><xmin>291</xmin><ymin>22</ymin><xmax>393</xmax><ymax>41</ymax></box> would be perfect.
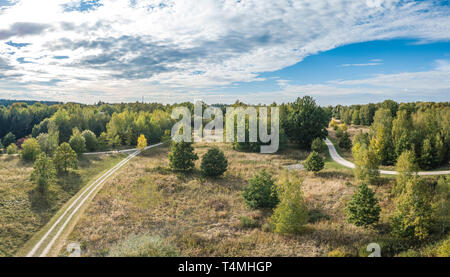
<box><xmin>61</xmin><ymin>142</ymin><xmax>395</xmax><ymax>257</ymax></box>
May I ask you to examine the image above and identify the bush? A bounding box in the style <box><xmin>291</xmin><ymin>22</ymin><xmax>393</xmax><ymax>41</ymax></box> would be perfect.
<box><xmin>200</xmin><ymin>147</ymin><xmax>228</xmax><ymax>177</ymax></box>
<box><xmin>437</xmin><ymin>236</ymin><xmax>450</xmax><ymax>257</ymax></box>
<box><xmin>69</xmin><ymin>129</ymin><xmax>86</xmax><ymax>155</ymax></box>
<box><xmin>108</xmin><ymin>234</ymin><xmax>179</xmax><ymax>257</ymax></box>
<box><xmin>6</xmin><ymin>143</ymin><xmax>18</xmax><ymax>155</ymax></box>
<box><xmin>82</xmin><ymin>130</ymin><xmax>98</xmax><ymax>152</ymax></box>
<box><xmin>238</xmin><ymin>216</ymin><xmax>260</xmax><ymax>229</ymax></box>
<box><xmin>168</xmin><ymin>141</ymin><xmax>198</xmax><ymax>171</ymax></box>
<box><xmin>328</xmin><ymin>248</ymin><xmax>353</xmax><ymax>257</ymax></box>
<box><xmin>270</xmin><ymin>171</ymin><xmax>308</xmax><ymax>234</ymax></box>
<box><xmin>242</xmin><ymin>170</ymin><xmax>279</xmax><ymax>209</ymax></box>
<box><xmin>311</xmin><ymin>138</ymin><xmax>326</xmax><ymax>153</ymax></box>
<box><xmin>304</xmin><ymin>151</ymin><xmax>324</xmax><ymax>172</ymax></box>
<box><xmin>20</xmin><ymin>138</ymin><xmax>41</xmax><ymax>161</ymax></box>
<box><xmin>137</xmin><ymin>134</ymin><xmax>147</xmax><ymax>150</ymax></box>
<box><xmin>345</xmin><ymin>183</ymin><xmax>381</xmax><ymax>227</ymax></box>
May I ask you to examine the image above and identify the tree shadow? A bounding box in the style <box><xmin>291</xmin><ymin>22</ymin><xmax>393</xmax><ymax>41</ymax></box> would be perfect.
<box><xmin>57</xmin><ymin>171</ymin><xmax>83</xmax><ymax>193</ymax></box>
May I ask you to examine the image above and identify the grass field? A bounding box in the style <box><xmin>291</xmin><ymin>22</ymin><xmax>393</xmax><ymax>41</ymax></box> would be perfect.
<box><xmin>60</xmin><ymin>143</ymin><xmax>420</xmax><ymax>257</ymax></box>
<box><xmin>0</xmin><ymin>153</ymin><xmax>126</xmax><ymax>256</ymax></box>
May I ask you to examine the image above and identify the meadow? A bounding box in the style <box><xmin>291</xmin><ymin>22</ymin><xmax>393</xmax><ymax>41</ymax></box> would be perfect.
<box><xmin>0</xmin><ymin>153</ymin><xmax>125</xmax><ymax>256</ymax></box>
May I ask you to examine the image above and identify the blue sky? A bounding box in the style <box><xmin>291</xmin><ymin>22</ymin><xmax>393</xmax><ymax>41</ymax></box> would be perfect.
<box><xmin>0</xmin><ymin>0</ymin><xmax>449</xmax><ymax>105</ymax></box>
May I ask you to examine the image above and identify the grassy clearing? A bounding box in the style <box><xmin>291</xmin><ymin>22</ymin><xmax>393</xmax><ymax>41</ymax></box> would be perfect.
<box><xmin>62</xmin><ymin>143</ymin><xmax>409</xmax><ymax>257</ymax></box>
<box><xmin>0</xmin><ymin>153</ymin><xmax>125</xmax><ymax>256</ymax></box>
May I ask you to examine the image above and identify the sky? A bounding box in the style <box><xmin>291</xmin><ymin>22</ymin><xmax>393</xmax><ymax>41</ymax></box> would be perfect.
<box><xmin>0</xmin><ymin>0</ymin><xmax>449</xmax><ymax>105</ymax></box>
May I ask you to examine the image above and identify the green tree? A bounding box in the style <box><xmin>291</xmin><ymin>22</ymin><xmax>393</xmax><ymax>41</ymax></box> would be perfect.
<box><xmin>391</xmin><ymin>176</ymin><xmax>433</xmax><ymax>241</ymax></box>
<box><xmin>2</xmin><ymin>132</ymin><xmax>16</xmax><ymax>147</ymax></box>
<box><xmin>82</xmin><ymin>130</ymin><xmax>98</xmax><ymax>152</ymax></box>
<box><xmin>420</xmin><ymin>138</ymin><xmax>436</xmax><ymax>169</ymax></box>
<box><xmin>370</xmin><ymin>108</ymin><xmax>395</xmax><ymax>165</ymax></box>
<box><xmin>200</xmin><ymin>147</ymin><xmax>228</xmax><ymax>177</ymax></box>
<box><xmin>345</xmin><ymin>183</ymin><xmax>381</xmax><ymax>227</ymax></box>
<box><xmin>432</xmin><ymin>177</ymin><xmax>449</xmax><ymax>235</ymax></box>
<box><xmin>36</xmin><ymin>132</ymin><xmax>58</xmax><ymax>156</ymax></box>
<box><xmin>242</xmin><ymin>170</ymin><xmax>279</xmax><ymax>209</ymax></box>
<box><xmin>311</xmin><ymin>138</ymin><xmax>326</xmax><ymax>153</ymax></box>
<box><xmin>352</xmin><ymin>142</ymin><xmax>379</xmax><ymax>185</ymax></box>
<box><xmin>20</xmin><ymin>138</ymin><xmax>41</xmax><ymax>161</ymax></box>
<box><xmin>69</xmin><ymin>128</ymin><xmax>86</xmax><ymax>155</ymax></box>
<box><xmin>282</xmin><ymin>96</ymin><xmax>329</xmax><ymax>149</ymax></box>
<box><xmin>352</xmin><ymin>109</ymin><xmax>360</xmax><ymax>125</ymax></box>
<box><xmin>168</xmin><ymin>141</ymin><xmax>198</xmax><ymax>171</ymax></box>
<box><xmin>338</xmin><ymin>131</ymin><xmax>352</xmax><ymax>150</ymax></box>
<box><xmin>30</xmin><ymin>153</ymin><xmax>56</xmax><ymax>194</ymax></box>
<box><xmin>54</xmin><ymin>142</ymin><xmax>78</xmax><ymax>174</ymax></box>
<box><xmin>270</xmin><ymin>171</ymin><xmax>308</xmax><ymax>234</ymax></box>
<box><xmin>394</xmin><ymin>150</ymin><xmax>419</xmax><ymax>195</ymax></box>
<box><xmin>304</xmin><ymin>151</ymin><xmax>324</xmax><ymax>172</ymax></box>
<box><xmin>97</xmin><ymin>132</ymin><xmax>110</xmax><ymax>150</ymax></box>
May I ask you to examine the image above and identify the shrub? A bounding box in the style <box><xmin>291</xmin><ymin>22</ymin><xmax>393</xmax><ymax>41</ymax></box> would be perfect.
<box><xmin>20</xmin><ymin>138</ymin><xmax>41</xmax><ymax>161</ymax></box>
<box><xmin>328</xmin><ymin>248</ymin><xmax>353</xmax><ymax>257</ymax></box>
<box><xmin>239</xmin><ymin>216</ymin><xmax>260</xmax><ymax>229</ymax></box>
<box><xmin>54</xmin><ymin>142</ymin><xmax>78</xmax><ymax>174</ymax></box>
<box><xmin>304</xmin><ymin>151</ymin><xmax>324</xmax><ymax>172</ymax></box>
<box><xmin>137</xmin><ymin>134</ymin><xmax>147</xmax><ymax>150</ymax></box>
<box><xmin>81</xmin><ymin>130</ymin><xmax>98</xmax><ymax>152</ymax></box>
<box><xmin>437</xmin><ymin>236</ymin><xmax>450</xmax><ymax>257</ymax></box>
<box><xmin>69</xmin><ymin>129</ymin><xmax>86</xmax><ymax>155</ymax></box>
<box><xmin>311</xmin><ymin>137</ymin><xmax>326</xmax><ymax>153</ymax></box>
<box><xmin>270</xmin><ymin>171</ymin><xmax>308</xmax><ymax>234</ymax></box>
<box><xmin>108</xmin><ymin>234</ymin><xmax>179</xmax><ymax>257</ymax></box>
<box><xmin>168</xmin><ymin>141</ymin><xmax>198</xmax><ymax>171</ymax></box>
<box><xmin>200</xmin><ymin>147</ymin><xmax>228</xmax><ymax>177</ymax></box>
<box><xmin>345</xmin><ymin>183</ymin><xmax>380</xmax><ymax>227</ymax></box>
<box><xmin>6</xmin><ymin>143</ymin><xmax>18</xmax><ymax>155</ymax></box>
<box><xmin>242</xmin><ymin>170</ymin><xmax>279</xmax><ymax>209</ymax></box>
<box><xmin>30</xmin><ymin>153</ymin><xmax>56</xmax><ymax>194</ymax></box>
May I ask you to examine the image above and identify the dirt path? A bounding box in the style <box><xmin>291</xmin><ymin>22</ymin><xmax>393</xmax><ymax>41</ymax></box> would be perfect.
<box><xmin>24</xmin><ymin>143</ymin><xmax>163</xmax><ymax>257</ymax></box>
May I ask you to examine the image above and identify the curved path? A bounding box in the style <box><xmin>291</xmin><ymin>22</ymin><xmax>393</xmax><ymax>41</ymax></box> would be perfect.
<box><xmin>25</xmin><ymin>142</ymin><xmax>163</xmax><ymax>257</ymax></box>
<box><xmin>325</xmin><ymin>138</ymin><xmax>450</xmax><ymax>176</ymax></box>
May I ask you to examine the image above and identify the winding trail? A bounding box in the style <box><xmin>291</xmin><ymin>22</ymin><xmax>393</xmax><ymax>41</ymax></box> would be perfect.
<box><xmin>25</xmin><ymin>142</ymin><xmax>163</xmax><ymax>257</ymax></box>
<box><xmin>325</xmin><ymin>138</ymin><xmax>450</xmax><ymax>176</ymax></box>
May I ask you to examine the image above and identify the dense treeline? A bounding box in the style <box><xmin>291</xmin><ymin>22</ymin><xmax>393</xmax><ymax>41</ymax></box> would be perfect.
<box><xmin>335</xmin><ymin>100</ymin><xmax>450</xmax><ymax>169</ymax></box>
<box><xmin>0</xmin><ymin>102</ymin><xmax>174</xmax><ymax>153</ymax></box>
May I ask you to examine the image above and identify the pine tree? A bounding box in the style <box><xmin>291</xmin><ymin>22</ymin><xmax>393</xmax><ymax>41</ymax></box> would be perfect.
<box><xmin>270</xmin><ymin>171</ymin><xmax>308</xmax><ymax>234</ymax></box>
<box><xmin>304</xmin><ymin>151</ymin><xmax>324</xmax><ymax>172</ymax></box>
<box><xmin>345</xmin><ymin>183</ymin><xmax>381</xmax><ymax>227</ymax></box>
<box><xmin>54</xmin><ymin>142</ymin><xmax>78</xmax><ymax>174</ymax></box>
<box><xmin>168</xmin><ymin>141</ymin><xmax>198</xmax><ymax>171</ymax></box>
<box><xmin>200</xmin><ymin>147</ymin><xmax>228</xmax><ymax>177</ymax></box>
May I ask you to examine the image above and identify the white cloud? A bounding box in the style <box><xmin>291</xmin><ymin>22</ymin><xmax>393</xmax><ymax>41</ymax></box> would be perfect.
<box><xmin>0</xmin><ymin>0</ymin><xmax>449</xmax><ymax>103</ymax></box>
